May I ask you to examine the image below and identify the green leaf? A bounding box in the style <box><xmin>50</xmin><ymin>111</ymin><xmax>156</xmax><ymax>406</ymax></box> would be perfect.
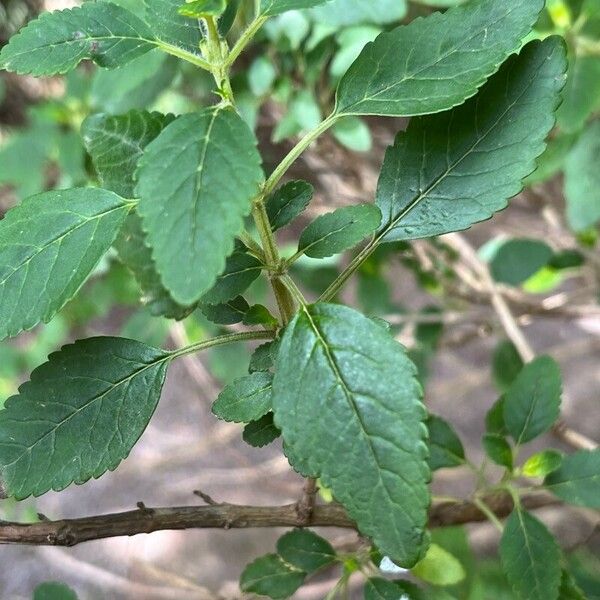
<box><xmin>500</xmin><ymin>509</ymin><xmax>561</xmax><ymax>600</ymax></box>
<box><xmin>243</xmin><ymin>304</ymin><xmax>279</xmax><ymax>327</ymax></box>
<box><xmin>212</xmin><ymin>372</ymin><xmax>273</xmax><ymax>423</ymax></box>
<box><xmin>240</xmin><ymin>554</ymin><xmax>305</xmax><ymax>599</ymax></box>
<box><xmin>374</xmin><ymin>38</ymin><xmax>566</xmax><ymax>242</ymax></box>
<box><xmin>564</xmin><ymin>120</ymin><xmax>600</xmax><ymax>231</ymax></box>
<box><xmin>364</xmin><ymin>578</ymin><xmax>435</xmax><ymax>600</ymax></box>
<box><xmin>0</xmin><ymin>2</ymin><xmax>156</xmax><ymax>75</ymax></box>
<box><xmin>558</xmin><ymin>569</ymin><xmax>587</xmax><ymax>600</ymax></box>
<box><xmin>0</xmin><ymin>337</ymin><xmax>169</xmax><ymax>499</ymax></box>
<box><xmin>249</xmin><ymin>340</ymin><xmax>279</xmax><ymax>373</ymax></box>
<box><xmin>199</xmin><ymin>296</ymin><xmax>250</xmax><ymax>325</ymax></box>
<box><xmin>503</xmin><ymin>355</ymin><xmax>562</xmax><ymax>445</ymax></box>
<box><xmin>522</xmin><ymin>450</ymin><xmax>563</xmax><ymax>478</ymax></box>
<box><xmin>82</xmin><ymin>110</ymin><xmax>192</xmax><ymax>320</ymax></box>
<box><xmin>482</xmin><ymin>434</ymin><xmax>513</xmax><ymax>469</ymax></box>
<box><xmin>260</xmin><ymin>0</ymin><xmax>331</xmax><ymax>17</ymax></box>
<box><xmin>412</xmin><ymin>543</ymin><xmax>465</xmax><ymax>586</ymax></box>
<box><xmin>34</xmin><ymin>582</ymin><xmax>78</xmax><ymax>600</ymax></box>
<box><xmin>178</xmin><ymin>0</ymin><xmax>226</xmax><ymax>18</ymax></box>
<box><xmin>490</xmin><ymin>239</ymin><xmax>554</xmax><ymax>286</ymax></box>
<box><xmin>276</xmin><ymin>529</ymin><xmax>336</xmax><ymax>573</ymax></box>
<box><xmin>136</xmin><ymin>107</ymin><xmax>263</xmax><ymax>305</ymax></box>
<box><xmin>144</xmin><ymin>0</ymin><xmax>202</xmax><ymax>54</ymax></box>
<box><xmin>200</xmin><ymin>248</ymin><xmax>263</xmax><ymax>305</ymax></box>
<box><xmin>426</xmin><ymin>414</ymin><xmax>465</xmax><ymax>470</ymax></box>
<box><xmin>544</xmin><ymin>449</ymin><xmax>600</xmax><ymax>508</ymax></box>
<box><xmin>492</xmin><ymin>341</ymin><xmax>524</xmax><ymax>393</ymax></box>
<box><xmin>485</xmin><ymin>397</ymin><xmax>508</xmax><ymax>436</ymax></box>
<box><xmin>243</xmin><ymin>413</ymin><xmax>281</xmax><ymax>447</ymax></box>
<box><xmin>335</xmin><ymin>0</ymin><xmax>545</xmax><ymax>117</ymax></box>
<box><xmin>0</xmin><ymin>188</ymin><xmax>131</xmax><ymax>341</ymax></box>
<box><xmin>332</xmin><ymin>116</ymin><xmax>372</xmax><ymax>152</ymax></box>
<box><xmin>266</xmin><ymin>180</ymin><xmax>313</xmax><ymax>231</ymax></box>
<box><xmin>298</xmin><ymin>204</ymin><xmax>381</xmax><ymax>258</ymax></box>
<box><xmin>273</xmin><ymin>303</ymin><xmax>429</xmax><ymax>566</ymax></box>
<box><xmin>524</xmin><ymin>133</ymin><xmax>576</xmax><ymax>186</ymax></box>
<box><xmin>309</xmin><ymin>0</ymin><xmax>407</xmax><ymax>27</ymax></box>
<box><xmin>557</xmin><ymin>54</ymin><xmax>600</xmax><ymax>134</ymax></box>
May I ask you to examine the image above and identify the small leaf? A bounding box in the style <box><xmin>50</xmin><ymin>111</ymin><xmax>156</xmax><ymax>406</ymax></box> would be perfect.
<box><xmin>564</xmin><ymin>120</ymin><xmax>600</xmax><ymax>232</ymax></box>
<box><xmin>273</xmin><ymin>303</ymin><xmax>429</xmax><ymax>566</ymax></box>
<box><xmin>500</xmin><ymin>510</ymin><xmax>561</xmax><ymax>600</ymax></box>
<box><xmin>212</xmin><ymin>372</ymin><xmax>273</xmax><ymax>423</ymax></box>
<box><xmin>243</xmin><ymin>413</ymin><xmax>281</xmax><ymax>447</ymax></box>
<box><xmin>0</xmin><ymin>3</ymin><xmax>157</xmax><ymax>75</ymax></box>
<box><xmin>503</xmin><ymin>356</ymin><xmax>562</xmax><ymax>445</ymax></box>
<box><xmin>0</xmin><ymin>188</ymin><xmax>131</xmax><ymax>340</ymax></box>
<box><xmin>490</xmin><ymin>239</ymin><xmax>554</xmax><ymax>286</ymax></box>
<box><xmin>364</xmin><ymin>578</ymin><xmax>424</xmax><ymax>600</ymax></box>
<box><xmin>249</xmin><ymin>340</ymin><xmax>279</xmax><ymax>373</ymax></box>
<box><xmin>260</xmin><ymin>0</ymin><xmax>331</xmax><ymax>17</ymax></box>
<box><xmin>266</xmin><ymin>180</ymin><xmax>313</xmax><ymax>231</ymax></box>
<box><xmin>243</xmin><ymin>304</ymin><xmax>279</xmax><ymax>328</ymax></box>
<box><xmin>144</xmin><ymin>0</ymin><xmax>202</xmax><ymax>53</ymax></box>
<box><xmin>199</xmin><ymin>296</ymin><xmax>250</xmax><ymax>325</ymax></box>
<box><xmin>276</xmin><ymin>529</ymin><xmax>336</xmax><ymax>573</ymax></box>
<box><xmin>482</xmin><ymin>434</ymin><xmax>513</xmax><ymax>470</ymax></box>
<box><xmin>200</xmin><ymin>249</ymin><xmax>263</xmax><ymax>305</ymax></box>
<box><xmin>426</xmin><ymin>414</ymin><xmax>465</xmax><ymax>470</ymax></box>
<box><xmin>297</xmin><ymin>204</ymin><xmax>381</xmax><ymax>258</ymax></box>
<box><xmin>485</xmin><ymin>397</ymin><xmax>508</xmax><ymax>436</ymax></box>
<box><xmin>0</xmin><ymin>337</ymin><xmax>169</xmax><ymax>499</ymax></box>
<box><xmin>374</xmin><ymin>38</ymin><xmax>566</xmax><ymax>243</ymax></box>
<box><xmin>492</xmin><ymin>341</ymin><xmax>524</xmax><ymax>393</ymax></box>
<box><xmin>240</xmin><ymin>554</ymin><xmax>305</xmax><ymax>599</ymax></box>
<box><xmin>178</xmin><ymin>0</ymin><xmax>226</xmax><ymax>18</ymax></box>
<box><xmin>522</xmin><ymin>450</ymin><xmax>563</xmax><ymax>478</ymax></box>
<box><xmin>332</xmin><ymin>116</ymin><xmax>372</xmax><ymax>152</ymax></box>
<box><xmin>411</xmin><ymin>543</ymin><xmax>465</xmax><ymax>586</ymax></box>
<box><xmin>34</xmin><ymin>582</ymin><xmax>78</xmax><ymax>600</ymax></box>
<box><xmin>544</xmin><ymin>449</ymin><xmax>600</xmax><ymax>508</ymax></box>
<box><xmin>136</xmin><ymin>107</ymin><xmax>263</xmax><ymax>305</ymax></box>
<box><xmin>335</xmin><ymin>0</ymin><xmax>545</xmax><ymax>117</ymax></box>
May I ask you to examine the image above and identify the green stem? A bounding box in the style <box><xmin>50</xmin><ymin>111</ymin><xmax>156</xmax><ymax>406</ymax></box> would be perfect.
<box><xmin>281</xmin><ymin>274</ymin><xmax>306</xmax><ymax>307</ymax></box>
<box><xmin>473</xmin><ymin>497</ymin><xmax>504</xmax><ymax>533</ymax></box>
<box><xmin>252</xmin><ymin>201</ymin><xmax>280</xmax><ymax>267</ymax></box>
<box><xmin>224</xmin><ymin>16</ymin><xmax>269</xmax><ymax>68</ymax></box>
<box><xmin>155</xmin><ymin>41</ymin><xmax>211</xmax><ymax>70</ymax></box>
<box><xmin>238</xmin><ymin>230</ymin><xmax>266</xmax><ymax>261</ymax></box>
<box><xmin>170</xmin><ymin>330</ymin><xmax>275</xmax><ymax>361</ymax></box>
<box><xmin>263</xmin><ymin>114</ymin><xmax>339</xmax><ymax>196</ymax></box>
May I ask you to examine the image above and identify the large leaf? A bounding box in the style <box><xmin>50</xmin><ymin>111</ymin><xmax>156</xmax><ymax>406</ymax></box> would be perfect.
<box><xmin>260</xmin><ymin>0</ymin><xmax>331</xmax><ymax>16</ymax></box>
<box><xmin>564</xmin><ymin>120</ymin><xmax>600</xmax><ymax>232</ymax></box>
<box><xmin>544</xmin><ymin>449</ymin><xmax>600</xmax><ymax>508</ymax></box>
<box><xmin>503</xmin><ymin>356</ymin><xmax>562</xmax><ymax>445</ymax></box>
<box><xmin>0</xmin><ymin>337</ymin><xmax>169</xmax><ymax>499</ymax></box>
<box><xmin>0</xmin><ymin>2</ymin><xmax>156</xmax><ymax>75</ymax></box>
<box><xmin>273</xmin><ymin>303</ymin><xmax>429</xmax><ymax>566</ymax></box>
<box><xmin>82</xmin><ymin>110</ymin><xmax>192</xmax><ymax>319</ymax></box>
<box><xmin>334</xmin><ymin>0</ymin><xmax>545</xmax><ymax>117</ymax></box>
<box><xmin>374</xmin><ymin>38</ymin><xmax>566</xmax><ymax>242</ymax></box>
<box><xmin>499</xmin><ymin>509</ymin><xmax>561</xmax><ymax>600</ymax></box>
<box><xmin>136</xmin><ymin>107</ymin><xmax>263</xmax><ymax>305</ymax></box>
<box><xmin>0</xmin><ymin>188</ymin><xmax>131</xmax><ymax>341</ymax></box>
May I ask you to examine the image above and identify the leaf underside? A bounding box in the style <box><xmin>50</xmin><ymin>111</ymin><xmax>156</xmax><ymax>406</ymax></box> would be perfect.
<box><xmin>273</xmin><ymin>303</ymin><xmax>430</xmax><ymax>566</ymax></box>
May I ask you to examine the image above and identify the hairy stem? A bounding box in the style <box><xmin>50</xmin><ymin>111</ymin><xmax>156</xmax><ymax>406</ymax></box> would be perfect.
<box><xmin>224</xmin><ymin>16</ymin><xmax>269</xmax><ymax>69</ymax></box>
<box><xmin>170</xmin><ymin>330</ymin><xmax>275</xmax><ymax>361</ymax></box>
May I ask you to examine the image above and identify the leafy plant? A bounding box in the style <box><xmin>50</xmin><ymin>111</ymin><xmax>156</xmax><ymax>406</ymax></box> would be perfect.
<box><xmin>0</xmin><ymin>0</ymin><xmax>598</xmax><ymax>598</ymax></box>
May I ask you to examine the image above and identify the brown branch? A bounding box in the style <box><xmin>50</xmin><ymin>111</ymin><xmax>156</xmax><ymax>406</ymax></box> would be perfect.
<box><xmin>0</xmin><ymin>491</ymin><xmax>559</xmax><ymax>547</ymax></box>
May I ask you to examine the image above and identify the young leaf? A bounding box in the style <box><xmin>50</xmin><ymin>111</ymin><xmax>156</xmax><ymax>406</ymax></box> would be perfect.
<box><xmin>243</xmin><ymin>413</ymin><xmax>281</xmax><ymax>447</ymax></box>
<box><xmin>276</xmin><ymin>529</ymin><xmax>336</xmax><ymax>573</ymax></box>
<box><xmin>260</xmin><ymin>0</ymin><xmax>331</xmax><ymax>17</ymax></box>
<box><xmin>374</xmin><ymin>38</ymin><xmax>566</xmax><ymax>243</ymax></box>
<box><xmin>240</xmin><ymin>554</ymin><xmax>305</xmax><ymax>599</ymax></box>
<box><xmin>266</xmin><ymin>180</ymin><xmax>313</xmax><ymax>231</ymax></box>
<box><xmin>273</xmin><ymin>303</ymin><xmax>429</xmax><ymax>566</ymax></box>
<box><xmin>335</xmin><ymin>0</ymin><xmax>545</xmax><ymax>117</ymax></box>
<box><xmin>199</xmin><ymin>296</ymin><xmax>250</xmax><ymax>325</ymax></box>
<box><xmin>249</xmin><ymin>340</ymin><xmax>279</xmax><ymax>373</ymax></box>
<box><xmin>0</xmin><ymin>3</ymin><xmax>156</xmax><ymax>76</ymax></box>
<box><xmin>411</xmin><ymin>543</ymin><xmax>465</xmax><ymax>586</ymax></box>
<box><xmin>503</xmin><ymin>356</ymin><xmax>562</xmax><ymax>445</ymax></box>
<box><xmin>0</xmin><ymin>337</ymin><xmax>170</xmax><ymax>499</ymax></box>
<box><xmin>426</xmin><ymin>414</ymin><xmax>465</xmax><ymax>470</ymax></box>
<box><xmin>564</xmin><ymin>121</ymin><xmax>600</xmax><ymax>232</ymax></box>
<box><xmin>482</xmin><ymin>434</ymin><xmax>513</xmax><ymax>470</ymax></box>
<box><xmin>544</xmin><ymin>449</ymin><xmax>600</xmax><ymax>508</ymax></box>
<box><xmin>82</xmin><ymin>110</ymin><xmax>192</xmax><ymax>319</ymax></box>
<box><xmin>297</xmin><ymin>204</ymin><xmax>381</xmax><ymax>258</ymax></box>
<box><xmin>500</xmin><ymin>509</ymin><xmax>561</xmax><ymax>600</ymax></box>
<box><xmin>0</xmin><ymin>188</ymin><xmax>131</xmax><ymax>341</ymax></box>
<box><xmin>522</xmin><ymin>450</ymin><xmax>563</xmax><ymax>478</ymax></box>
<box><xmin>136</xmin><ymin>107</ymin><xmax>263</xmax><ymax>305</ymax></box>
<box><xmin>243</xmin><ymin>304</ymin><xmax>279</xmax><ymax>328</ymax></box>
<box><xmin>212</xmin><ymin>372</ymin><xmax>273</xmax><ymax>423</ymax></box>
